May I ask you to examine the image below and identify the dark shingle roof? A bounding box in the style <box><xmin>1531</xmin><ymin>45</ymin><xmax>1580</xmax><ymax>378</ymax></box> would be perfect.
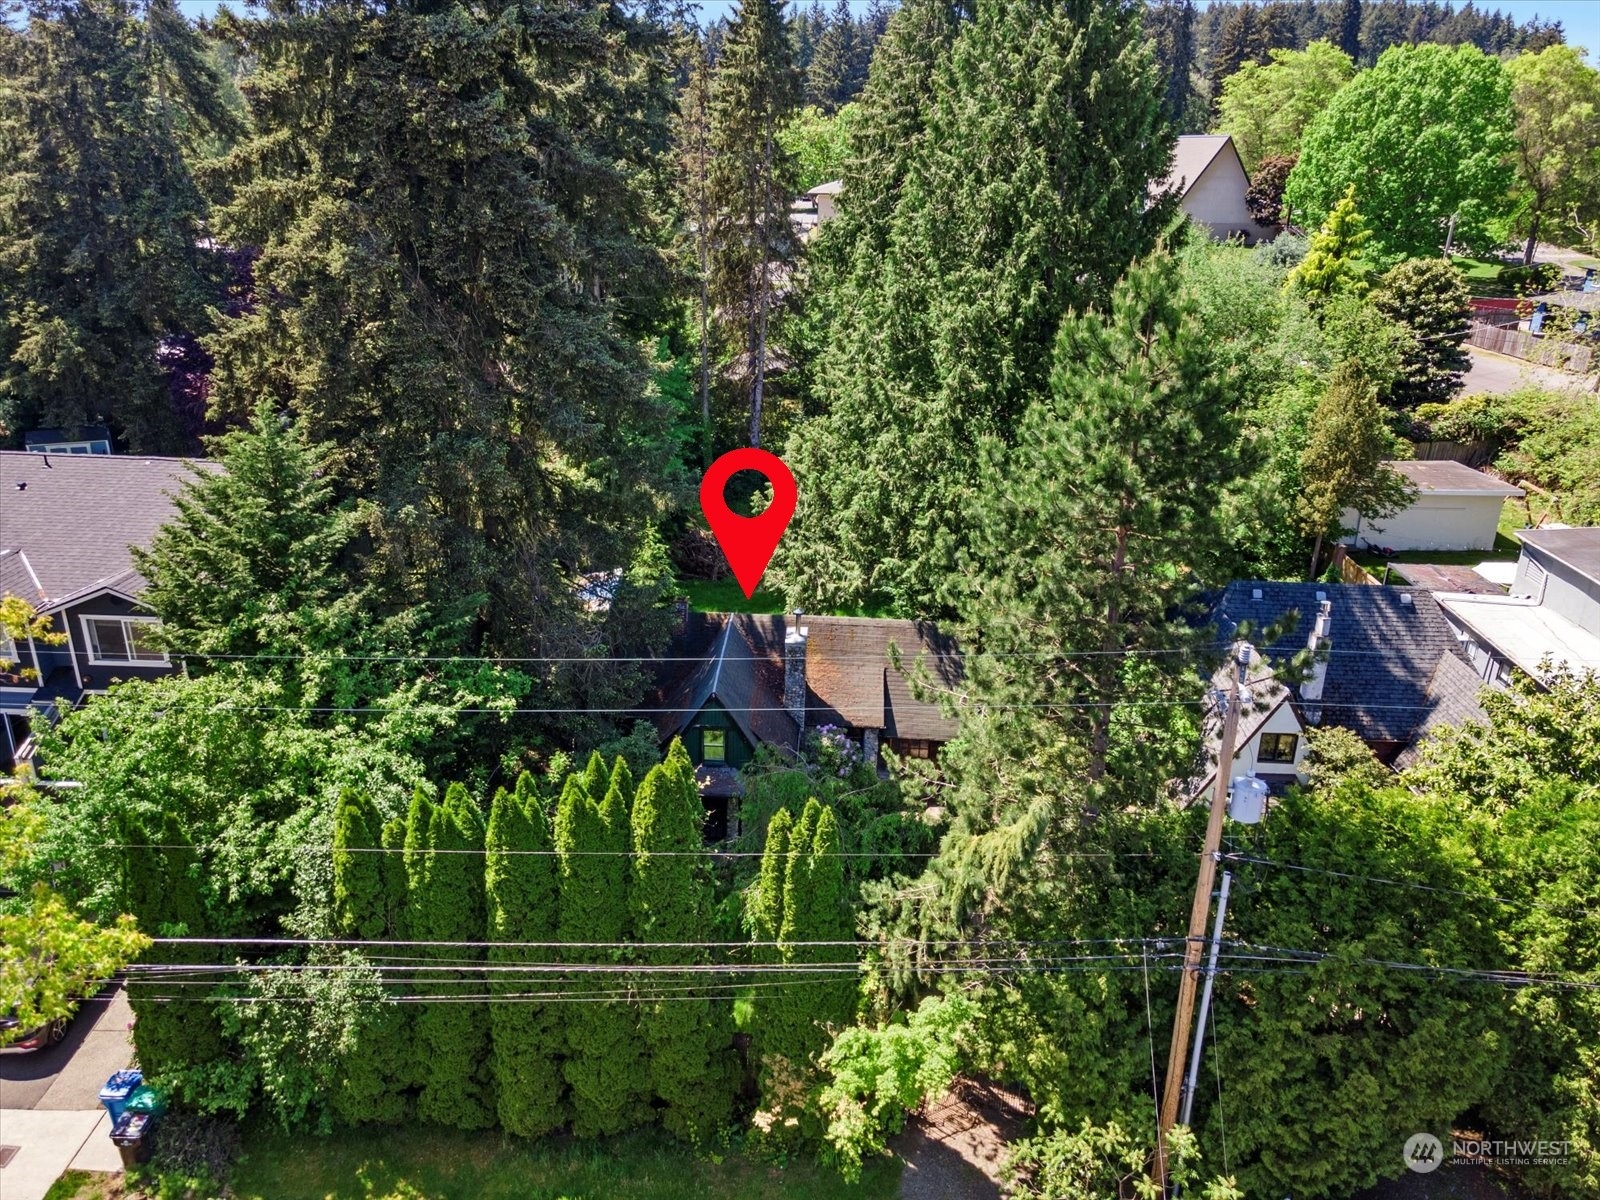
<box><xmin>1212</xmin><ymin>582</ymin><xmax>1468</xmax><ymax>747</ymax></box>
<box><xmin>1392</xmin><ymin>652</ymin><xmax>1490</xmax><ymax>770</ymax></box>
<box><xmin>0</xmin><ymin>451</ymin><xmax>220</xmax><ymax>608</ymax></box>
<box><xmin>648</xmin><ymin>613</ymin><xmax>800</xmax><ymax>754</ymax></box>
<box><xmin>648</xmin><ymin>612</ymin><xmax>962</xmax><ymax>750</ymax></box>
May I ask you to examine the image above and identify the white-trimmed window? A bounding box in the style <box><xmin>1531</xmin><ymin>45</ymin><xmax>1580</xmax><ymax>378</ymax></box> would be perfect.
<box><xmin>81</xmin><ymin>616</ymin><xmax>167</xmax><ymax>665</ymax></box>
<box><xmin>0</xmin><ymin>629</ymin><xmax>17</xmax><ymax>667</ymax></box>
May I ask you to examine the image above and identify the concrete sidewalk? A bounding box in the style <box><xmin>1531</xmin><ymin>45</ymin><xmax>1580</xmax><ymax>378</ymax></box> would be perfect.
<box><xmin>0</xmin><ymin>1108</ymin><xmax>108</xmax><ymax>1200</ymax></box>
<box><xmin>0</xmin><ymin>989</ymin><xmax>134</xmax><ymax>1199</ymax></box>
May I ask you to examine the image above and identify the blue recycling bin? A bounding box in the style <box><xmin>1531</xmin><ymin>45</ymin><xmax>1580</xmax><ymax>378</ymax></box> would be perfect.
<box><xmin>98</xmin><ymin>1069</ymin><xmax>143</xmax><ymax>1122</ymax></box>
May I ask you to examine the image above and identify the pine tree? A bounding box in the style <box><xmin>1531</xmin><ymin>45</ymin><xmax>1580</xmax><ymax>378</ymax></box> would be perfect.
<box><xmin>630</xmin><ymin>740</ymin><xmax>732</xmax><ymax>1140</ymax></box>
<box><xmin>807</xmin><ymin>0</ymin><xmax>859</xmax><ymax>113</ymax></box>
<box><xmin>557</xmin><ymin>768</ymin><xmax>645</xmax><ymax>1136</ymax></box>
<box><xmin>0</xmin><ymin>0</ymin><xmax>237</xmax><ymax>452</ymax></box>
<box><xmin>675</xmin><ymin>32</ymin><xmax>716</xmax><ymax>453</ymax></box>
<box><xmin>778</xmin><ymin>0</ymin><xmax>1174</xmax><ymax>614</ymax></box>
<box><xmin>330</xmin><ymin>791</ymin><xmax>413</xmax><ymax>1126</ymax></box>
<box><xmin>1287</xmin><ymin>185</ymin><xmax>1373</xmax><ymax>303</ymax></box>
<box><xmin>929</xmin><ymin>249</ymin><xmax>1244</xmax><ymax>925</ymax></box>
<box><xmin>412</xmin><ymin>783</ymin><xmax>493</xmax><ymax>1130</ymax></box>
<box><xmin>1209</xmin><ymin>4</ymin><xmax>1260</xmax><ymax>108</ymax></box>
<box><xmin>706</xmin><ymin>0</ymin><xmax>802</xmax><ymax>447</ymax></box>
<box><xmin>133</xmin><ymin>398</ymin><xmax>363</xmax><ymax>668</ymax></box>
<box><xmin>1295</xmin><ymin>361</ymin><xmax>1415</xmax><ymax>576</ymax></box>
<box><xmin>1148</xmin><ymin>0</ymin><xmax>1198</xmax><ymax>127</ymax></box>
<box><xmin>486</xmin><ymin>772</ymin><xmax>565</xmax><ymax>1137</ymax></box>
<box><xmin>1338</xmin><ymin>0</ymin><xmax>1362</xmax><ymax>60</ymax></box>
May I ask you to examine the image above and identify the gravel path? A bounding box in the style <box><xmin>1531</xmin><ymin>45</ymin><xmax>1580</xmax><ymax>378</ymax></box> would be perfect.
<box><xmin>892</xmin><ymin>1079</ymin><xmax>1031</xmax><ymax>1200</ymax></box>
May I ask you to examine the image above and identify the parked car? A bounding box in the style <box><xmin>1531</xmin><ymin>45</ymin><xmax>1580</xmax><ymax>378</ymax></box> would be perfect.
<box><xmin>0</xmin><ymin>1008</ymin><xmax>71</xmax><ymax>1053</ymax></box>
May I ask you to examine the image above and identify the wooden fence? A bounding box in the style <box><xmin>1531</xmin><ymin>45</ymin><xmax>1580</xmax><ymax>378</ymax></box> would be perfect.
<box><xmin>1467</xmin><ymin>321</ymin><xmax>1595</xmax><ymax>374</ymax></box>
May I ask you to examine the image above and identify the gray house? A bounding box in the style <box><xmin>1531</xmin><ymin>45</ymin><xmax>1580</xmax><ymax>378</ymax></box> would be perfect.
<box><xmin>1437</xmin><ymin>527</ymin><xmax>1600</xmax><ymax>684</ymax></box>
<box><xmin>0</xmin><ymin>451</ymin><xmax>218</xmax><ymax>765</ymax></box>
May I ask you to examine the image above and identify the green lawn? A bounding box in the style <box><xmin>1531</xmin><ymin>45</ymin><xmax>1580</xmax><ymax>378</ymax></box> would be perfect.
<box><xmin>225</xmin><ymin>1126</ymin><xmax>900</xmax><ymax>1200</ymax></box>
<box><xmin>680</xmin><ymin>577</ymin><xmax>790</xmax><ymax>614</ymax></box>
<box><xmin>678</xmin><ymin>577</ymin><xmax>898</xmax><ymax>619</ymax></box>
<box><xmin>1452</xmin><ymin>253</ymin><xmax>1513</xmax><ymax>296</ymax></box>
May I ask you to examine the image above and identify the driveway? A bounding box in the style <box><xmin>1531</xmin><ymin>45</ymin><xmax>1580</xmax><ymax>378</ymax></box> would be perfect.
<box><xmin>1</xmin><ymin>987</ymin><xmax>133</xmax><ymax>1200</ymax></box>
<box><xmin>1463</xmin><ymin>347</ymin><xmax>1594</xmax><ymax>397</ymax></box>
<box><xmin>1</xmin><ymin>987</ymin><xmax>133</xmax><ymax>1111</ymax></box>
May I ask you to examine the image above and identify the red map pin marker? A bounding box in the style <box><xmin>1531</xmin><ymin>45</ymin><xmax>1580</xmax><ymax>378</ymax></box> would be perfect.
<box><xmin>699</xmin><ymin>448</ymin><xmax>797</xmax><ymax>599</ymax></box>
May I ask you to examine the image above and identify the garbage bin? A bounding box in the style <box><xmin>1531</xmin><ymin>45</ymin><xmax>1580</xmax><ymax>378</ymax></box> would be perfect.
<box><xmin>98</xmin><ymin>1070</ymin><xmax>143</xmax><ymax>1123</ymax></box>
<box><xmin>109</xmin><ymin>1110</ymin><xmax>156</xmax><ymax>1169</ymax></box>
<box><xmin>126</xmin><ymin>1085</ymin><xmax>166</xmax><ymax>1117</ymax></box>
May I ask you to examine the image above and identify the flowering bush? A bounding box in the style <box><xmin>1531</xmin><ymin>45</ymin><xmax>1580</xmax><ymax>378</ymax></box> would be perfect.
<box><xmin>809</xmin><ymin>724</ymin><xmax>861</xmax><ymax>779</ymax></box>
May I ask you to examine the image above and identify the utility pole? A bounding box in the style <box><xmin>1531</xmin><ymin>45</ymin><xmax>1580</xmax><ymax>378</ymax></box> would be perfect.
<box><xmin>1180</xmin><ymin>870</ymin><xmax>1233</xmax><ymax>1128</ymax></box>
<box><xmin>1155</xmin><ymin>645</ymin><xmax>1246</xmax><ymax>1190</ymax></box>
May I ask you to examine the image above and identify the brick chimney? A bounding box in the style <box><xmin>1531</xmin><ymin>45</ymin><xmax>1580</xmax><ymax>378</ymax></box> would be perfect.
<box><xmin>784</xmin><ymin>609</ymin><xmax>808</xmax><ymax>728</ymax></box>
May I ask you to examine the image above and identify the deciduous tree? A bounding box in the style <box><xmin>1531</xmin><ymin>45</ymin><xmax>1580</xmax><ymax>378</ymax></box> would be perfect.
<box><xmin>1506</xmin><ymin>45</ymin><xmax>1600</xmax><ymax>263</ymax></box>
<box><xmin>1215</xmin><ymin>41</ymin><xmax>1354</xmax><ymax>174</ymax></box>
<box><xmin>1286</xmin><ymin>43</ymin><xmax>1515</xmax><ymax>263</ymax></box>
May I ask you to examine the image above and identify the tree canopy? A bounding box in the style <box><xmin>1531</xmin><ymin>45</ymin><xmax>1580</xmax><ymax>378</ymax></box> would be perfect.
<box><xmin>1286</xmin><ymin>42</ymin><xmax>1515</xmax><ymax>263</ymax></box>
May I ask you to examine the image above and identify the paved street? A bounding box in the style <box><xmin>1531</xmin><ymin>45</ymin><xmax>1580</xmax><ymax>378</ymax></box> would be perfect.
<box><xmin>0</xmin><ymin>987</ymin><xmax>134</xmax><ymax>1200</ymax></box>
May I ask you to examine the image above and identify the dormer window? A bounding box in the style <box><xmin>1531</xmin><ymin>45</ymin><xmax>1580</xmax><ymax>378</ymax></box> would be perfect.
<box><xmin>701</xmin><ymin>728</ymin><xmax>726</xmax><ymax>764</ymax></box>
<box><xmin>82</xmin><ymin>616</ymin><xmax>167</xmax><ymax>665</ymax></box>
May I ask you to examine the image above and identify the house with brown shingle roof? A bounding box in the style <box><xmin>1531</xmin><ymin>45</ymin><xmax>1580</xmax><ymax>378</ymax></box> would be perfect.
<box><xmin>643</xmin><ymin>610</ymin><xmax>961</xmax><ymax>838</ymax></box>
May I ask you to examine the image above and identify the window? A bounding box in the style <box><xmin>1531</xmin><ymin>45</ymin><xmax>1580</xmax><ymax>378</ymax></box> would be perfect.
<box><xmin>82</xmin><ymin>617</ymin><xmax>166</xmax><ymax>665</ymax></box>
<box><xmin>1258</xmin><ymin>732</ymin><xmax>1298</xmax><ymax>764</ymax></box>
<box><xmin>701</xmin><ymin>728</ymin><xmax>726</xmax><ymax>763</ymax></box>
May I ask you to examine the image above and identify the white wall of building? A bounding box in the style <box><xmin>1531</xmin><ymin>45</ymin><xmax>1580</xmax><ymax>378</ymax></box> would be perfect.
<box><xmin>1341</xmin><ymin>494</ymin><xmax>1506</xmax><ymax>552</ymax></box>
<box><xmin>1233</xmin><ymin>702</ymin><xmax>1309</xmax><ymax>782</ymax></box>
<box><xmin>1181</xmin><ymin>156</ymin><xmax>1272</xmax><ymax>245</ymax></box>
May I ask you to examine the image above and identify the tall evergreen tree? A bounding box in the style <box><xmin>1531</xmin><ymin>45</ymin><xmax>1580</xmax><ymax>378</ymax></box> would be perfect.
<box><xmin>330</xmin><ymin>790</ymin><xmax>413</xmax><ymax>1125</ymax></box>
<box><xmin>486</xmin><ymin>772</ymin><xmax>565</xmax><ymax>1137</ymax></box>
<box><xmin>928</xmin><ymin>249</ymin><xmax>1244</xmax><ymax>927</ymax></box>
<box><xmin>675</xmin><ymin>32</ymin><xmax>716</xmax><ymax>452</ymax></box>
<box><xmin>557</xmin><ymin>767</ymin><xmax>644</xmax><ymax>1135</ymax></box>
<box><xmin>806</xmin><ymin>0</ymin><xmax>860</xmax><ymax>113</ymax></box>
<box><xmin>134</xmin><ymin>397</ymin><xmax>362</xmax><ymax>664</ymax></box>
<box><xmin>780</xmin><ymin>0</ymin><xmax>1174</xmax><ymax>614</ymax></box>
<box><xmin>630</xmin><ymin>740</ymin><xmax>732</xmax><ymax>1139</ymax></box>
<box><xmin>1208</xmin><ymin>4</ymin><xmax>1260</xmax><ymax>107</ymax></box>
<box><xmin>0</xmin><ymin>0</ymin><xmax>237</xmax><ymax>451</ymax></box>
<box><xmin>411</xmin><ymin>783</ymin><xmax>493</xmax><ymax>1130</ymax></box>
<box><xmin>1148</xmin><ymin>0</ymin><xmax>1198</xmax><ymax>127</ymax></box>
<box><xmin>1287</xmin><ymin>185</ymin><xmax>1373</xmax><ymax>303</ymax></box>
<box><xmin>205</xmin><ymin>1</ymin><xmax>679</xmax><ymax>661</ymax></box>
<box><xmin>1294</xmin><ymin>361</ymin><xmax>1414</xmax><ymax>577</ymax></box>
<box><xmin>1337</xmin><ymin>0</ymin><xmax>1362</xmax><ymax>60</ymax></box>
<box><xmin>1371</xmin><ymin>258</ymin><xmax>1472</xmax><ymax>410</ymax></box>
<box><xmin>706</xmin><ymin>0</ymin><xmax>802</xmax><ymax>447</ymax></box>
